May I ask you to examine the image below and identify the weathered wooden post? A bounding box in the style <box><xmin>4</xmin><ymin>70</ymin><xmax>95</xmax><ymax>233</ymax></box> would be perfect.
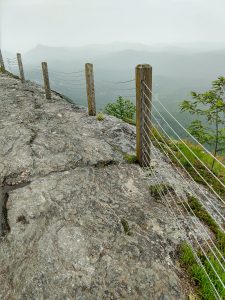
<box><xmin>41</xmin><ymin>62</ymin><xmax>51</xmax><ymax>100</ymax></box>
<box><xmin>85</xmin><ymin>63</ymin><xmax>96</xmax><ymax>116</ymax></box>
<box><xmin>16</xmin><ymin>53</ymin><xmax>25</xmax><ymax>83</ymax></box>
<box><xmin>136</xmin><ymin>64</ymin><xmax>152</xmax><ymax>167</ymax></box>
<box><xmin>0</xmin><ymin>49</ymin><xmax>6</xmax><ymax>73</ymax></box>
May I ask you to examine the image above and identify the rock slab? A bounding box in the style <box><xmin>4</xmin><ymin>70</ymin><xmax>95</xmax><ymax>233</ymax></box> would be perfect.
<box><xmin>0</xmin><ymin>74</ymin><xmax>186</xmax><ymax>299</ymax></box>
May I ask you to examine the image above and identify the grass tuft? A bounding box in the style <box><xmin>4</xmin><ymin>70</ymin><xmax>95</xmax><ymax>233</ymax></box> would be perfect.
<box><xmin>180</xmin><ymin>196</ymin><xmax>225</xmax><ymax>299</ymax></box>
<box><xmin>185</xmin><ymin>195</ymin><xmax>225</xmax><ymax>251</ymax></box>
<box><xmin>96</xmin><ymin>112</ymin><xmax>105</xmax><ymax>121</ymax></box>
<box><xmin>180</xmin><ymin>242</ymin><xmax>225</xmax><ymax>300</ymax></box>
<box><xmin>124</xmin><ymin>153</ymin><xmax>138</xmax><ymax>164</ymax></box>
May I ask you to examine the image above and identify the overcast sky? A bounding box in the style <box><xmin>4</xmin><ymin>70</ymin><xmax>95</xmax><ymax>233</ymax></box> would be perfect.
<box><xmin>1</xmin><ymin>0</ymin><xmax>225</xmax><ymax>53</ymax></box>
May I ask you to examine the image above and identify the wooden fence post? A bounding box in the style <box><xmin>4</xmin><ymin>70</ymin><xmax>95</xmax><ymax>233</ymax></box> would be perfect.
<box><xmin>85</xmin><ymin>63</ymin><xmax>96</xmax><ymax>116</ymax></box>
<box><xmin>16</xmin><ymin>53</ymin><xmax>25</xmax><ymax>83</ymax></box>
<box><xmin>41</xmin><ymin>62</ymin><xmax>51</xmax><ymax>100</ymax></box>
<box><xmin>136</xmin><ymin>64</ymin><xmax>152</xmax><ymax>167</ymax></box>
<box><xmin>0</xmin><ymin>49</ymin><xmax>5</xmax><ymax>73</ymax></box>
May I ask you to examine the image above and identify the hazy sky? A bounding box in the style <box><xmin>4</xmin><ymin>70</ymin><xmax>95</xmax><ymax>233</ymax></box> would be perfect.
<box><xmin>1</xmin><ymin>0</ymin><xmax>225</xmax><ymax>53</ymax></box>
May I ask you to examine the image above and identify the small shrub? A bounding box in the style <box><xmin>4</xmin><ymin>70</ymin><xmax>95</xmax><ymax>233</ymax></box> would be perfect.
<box><xmin>124</xmin><ymin>153</ymin><xmax>138</xmax><ymax>164</ymax></box>
<box><xmin>96</xmin><ymin>112</ymin><xmax>105</xmax><ymax>121</ymax></box>
<box><xmin>105</xmin><ymin>96</ymin><xmax>136</xmax><ymax>120</ymax></box>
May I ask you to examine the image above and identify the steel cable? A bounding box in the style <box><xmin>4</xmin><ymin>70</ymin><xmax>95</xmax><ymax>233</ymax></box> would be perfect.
<box><xmin>142</xmin><ymin>82</ymin><xmax>225</xmax><ymax>169</ymax></box>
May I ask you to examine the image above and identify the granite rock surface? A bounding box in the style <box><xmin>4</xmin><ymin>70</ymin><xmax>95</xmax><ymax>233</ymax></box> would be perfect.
<box><xmin>0</xmin><ymin>74</ymin><xmax>188</xmax><ymax>299</ymax></box>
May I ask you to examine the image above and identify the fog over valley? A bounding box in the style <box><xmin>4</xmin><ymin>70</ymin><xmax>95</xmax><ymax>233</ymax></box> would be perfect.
<box><xmin>1</xmin><ymin>0</ymin><xmax>225</xmax><ymax>135</ymax></box>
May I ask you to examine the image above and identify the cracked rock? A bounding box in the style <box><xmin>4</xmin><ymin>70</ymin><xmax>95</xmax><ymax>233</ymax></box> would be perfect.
<box><xmin>0</xmin><ymin>73</ymin><xmax>188</xmax><ymax>299</ymax></box>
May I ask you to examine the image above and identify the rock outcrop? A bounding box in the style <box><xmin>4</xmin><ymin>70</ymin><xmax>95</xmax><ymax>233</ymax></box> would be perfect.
<box><xmin>0</xmin><ymin>73</ymin><xmax>188</xmax><ymax>299</ymax></box>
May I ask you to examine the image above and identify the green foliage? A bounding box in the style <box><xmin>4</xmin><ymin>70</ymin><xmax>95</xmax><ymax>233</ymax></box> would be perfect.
<box><xmin>123</xmin><ymin>153</ymin><xmax>138</xmax><ymax>164</ymax></box>
<box><xmin>180</xmin><ymin>243</ymin><xmax>196</xmax><ymax>265</ymax></box>
<box><xmin>180</xmin><ymin>243</ymin><xmax>225</xmax><ymax>300</ymax></box>
<box><xmin>180</xmin><ymin>77</ymin><xmax>225</xmax><ymax>170</ymax></box>
<box><xmin>180</xmin><ymin>196</ymin><xmax>225</xmax><ymax>299</ymax></box>
<box><xmin>96</xmin><ymin>112</ymin><xmax>105</xmax><ymax>121</ymax></box>
<box><xmin>122</xmin><ymin>117</ymin><xmax>136</xmax><ymax>126</ymax></box>
<box><xmin>105</xmin><ymin>96</ymin><xmax>136</xmax><ymax>121</ymax></box>
<box><xmin>186</xmin><ymin>196</ymin><xmax>218</xmax><ymax>234</ymax></box>
<box><xmin>151</xmin><ymin>126</ymin><xmax>225</xmax><ymax>198</ymax></box>
<box><xmin>186</xmin><ymin>196</ymin><xmax>225</xmax><ymax>251</ymax></box>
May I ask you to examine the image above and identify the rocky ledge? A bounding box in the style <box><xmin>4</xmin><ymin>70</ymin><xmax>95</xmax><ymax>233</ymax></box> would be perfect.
<box><xmin>0</xmin><ymin>74</ymin><xmax>189</xmax><ymax>299</ymax></box>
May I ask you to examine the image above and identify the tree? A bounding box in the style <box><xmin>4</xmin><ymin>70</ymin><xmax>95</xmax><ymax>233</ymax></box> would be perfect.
<box><xmin>105</xmin><ymin>96</ymin><xmax>136</xmax><ymax>121</ymax></box>
<box><xmin>180</xmin><ymin>76</ymin><xmax>225</xmax><ymax>170</ymax></box>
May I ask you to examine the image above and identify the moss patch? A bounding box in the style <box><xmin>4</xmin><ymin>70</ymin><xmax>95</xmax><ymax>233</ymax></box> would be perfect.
<box><xmin>124</xmin><ymin>153</ymin><xmax>138</xmax><ymax>164</ymax></box>
<box><xmin>185</xmin><ymin>195</ymin><xmax>225</xmax><ymax>250</ymax></box>
<box><xmin>149</xmin><ymin>183</ymin><xmax>174</xmax><ymax>200</ymax></box>
<box><xmin>121</xmin><ymin>218</ymin><xmax>132</xmax><ymax>236</ymax></box>
<box><xmin>151</xmin><ymin>127</ymin><xmax>225</xmax><ymax>199</ymax></box>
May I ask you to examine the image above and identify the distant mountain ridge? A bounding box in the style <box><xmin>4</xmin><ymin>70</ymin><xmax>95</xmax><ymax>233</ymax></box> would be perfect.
<box><xmin>18</xmin><ymin>43</ymin><xmax>225</xmax><ymax>80</ymax></box>
<box><xmin>2</xmin><ymin>43</ymin><xmax>225</xmax><ymax>116</ymax></box>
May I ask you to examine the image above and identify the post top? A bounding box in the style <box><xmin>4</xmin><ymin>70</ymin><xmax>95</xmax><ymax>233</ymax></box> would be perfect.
<box><xmin>136</xmin><ymin>64</ymin><xmax>152</xmax><ymax>69</ymax></box>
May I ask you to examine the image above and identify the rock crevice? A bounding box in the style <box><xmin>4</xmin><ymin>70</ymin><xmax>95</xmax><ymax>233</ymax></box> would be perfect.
<box><xmin>0</xmin><ymin>181</ymin><xmax>31</xmax><ymax>235</ymax></box>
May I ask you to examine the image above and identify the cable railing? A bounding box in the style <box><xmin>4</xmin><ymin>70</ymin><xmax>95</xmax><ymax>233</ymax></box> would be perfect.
<box><xmin>94</xmin><ymin>76</ymin><xmax>136</xmax><ymax>111</ymax></box>
<box><xmin>142</xmin><ymin>88</ymin><xmax>225</xmax><ymax>231</ymax></box>
<box><xmin>135</xmin><ymin>64</ymin><xmax>225</xmax><ymax>298</ymax></box>
<box><xmin>2</xmin><ymin>52</ymin><xmax>86</xmax><ymax>106</ymax></box>
<box><xmin>143</xmin><ymin>81</ymin><xmax>225</xmax><ymax>170</ymax></box>
<box><xmin>142</xmin><ymin>130</ymin><xmax>225</xmax><ymax>298</ymax></box>
<box><xmin>142</xmin><ymin>126</ymin><xmax>225</xmax><ymax>265</ymax></box>
<box><xmin>49</xmin><ymin>69</ymin><xmax>84</xmax><ymax>75</ymax></box>
<box><xmin>142</xmin><ymin>88</ymin><xmax>225</xmax><ymax>205</ymax></box>
<box><xmin>147</xmin><ymin>150</ymin><xmax>224</xmax><ymax>299</ymax></box>
<box><xmin>150</xmin><ymin>171</ymin><xmax>222</xmax><ymax>299</ymax></box>
<box><xmin>102</xmin><ymin>78</ymin><xmax>135</xmax><ymax>84</ymax></box>
<box><xmin>142</xmin><ymin>97</ymin><xmax>225</xmax><ymax>211</ymax></box>
<box><xmin>2</xmin><ymin>51</ymin><xmax>138</xmax><ymax>113</ymax></box>
<box><xmin>6</xmin><ymin>57</ymin><xmax>19</xmax><ymax>75</ymax></box>
<box><xmin>48</xmin><ymin>68</ymin><xmax>86</xmax><ymax>105</ymax></box>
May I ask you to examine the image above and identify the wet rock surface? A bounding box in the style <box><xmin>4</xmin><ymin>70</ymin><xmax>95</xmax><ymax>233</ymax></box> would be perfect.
<box><xmin>0</xmin><ymin>74</ymin><xmax>187</xmax><ymax>299</ymax></box>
